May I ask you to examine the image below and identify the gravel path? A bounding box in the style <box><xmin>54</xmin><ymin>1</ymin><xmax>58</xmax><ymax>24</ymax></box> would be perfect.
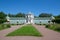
<box><xmin>0</xmin><ymin>24</ymin><xmax>26</xmax><ymax>40</ymax></box>
<box><xmin>33</xmin><ymin>24</ymin><xmax>60</xmax><ymax>40</ymax></box>
<box><xmin>0</xmin><ymin>24</ymin><xmax>60</xmax><ymax>40</ymax></box>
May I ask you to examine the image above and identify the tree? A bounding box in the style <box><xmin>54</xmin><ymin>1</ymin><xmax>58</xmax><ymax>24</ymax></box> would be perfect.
<box><xmin>7</xmin><ymin>12</ymin><xmax>25</xmax><ymax>17</ymax></box>
<box><xmin>39</xmin><ymin>13</ymin><xmax>52</xmax><ymax>17</ymax></box>
<box><xmin>16</xmin><ymin>12</ymin><xmax>25</xmax><ymax>17</ymax></box>
<box><xmin>53</xmin><ymin>14</ymin><xmax>60</xmax><ymax>23</ymax></box>
<box><xmin>0</xmin><ymin>12</ymin><xmax>7</xmax><ymax>24</ymax></box>
<box><xmin>0</xmin><ymin>12</ymin><xmax>6</xmax><ymax>19</ymax></box>
<box><xmin>54</xmin><ymin>15</ymin><xmax>60</xmax><ymax>19</ymax></box>
<box><xmin>56</xmin><ymin>15</ymin><xmax>60</xmax><ymax>18</ymax></box>
<box><xmin>8</xmin><ymin>13</ymin><xmax>15</xmax><ymax>17</ymax></box>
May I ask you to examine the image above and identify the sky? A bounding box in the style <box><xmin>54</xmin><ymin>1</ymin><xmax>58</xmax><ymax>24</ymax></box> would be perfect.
<box><xmin>0</xmin><ymin>0</ymin><xmax>60</xmax><ymax>16</ymax></box>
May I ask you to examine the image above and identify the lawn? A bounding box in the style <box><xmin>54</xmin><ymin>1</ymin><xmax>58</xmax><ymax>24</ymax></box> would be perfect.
<box><xmin>7</xmin><ymin>24</ymin><xmax>42</xmax><ymax>37</ymax></box>
<box><xmin>0</xmin><ymin>24</ymin><xmax>11</xmax><ymax>30</ymax></box>
<box><xmin>45</xmin><ymin>24</ymin><xmax>60</xmax><ymax>32</ymax></box>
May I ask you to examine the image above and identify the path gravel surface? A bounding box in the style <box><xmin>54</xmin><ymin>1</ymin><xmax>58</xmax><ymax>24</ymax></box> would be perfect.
<box><xmin>0</xmin><ymin>24</ymin><xmax>60</xmax><ymax>40</ymax></box>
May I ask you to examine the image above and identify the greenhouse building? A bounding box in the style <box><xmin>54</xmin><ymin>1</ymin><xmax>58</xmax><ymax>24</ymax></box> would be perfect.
<box><xmin>6</xmin><ymin>12</ymin><xmax>55</xmax><ymax>24</ymax></box>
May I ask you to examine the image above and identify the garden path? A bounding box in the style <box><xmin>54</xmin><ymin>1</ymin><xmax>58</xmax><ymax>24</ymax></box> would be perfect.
<box><xmin>0</xmin><ymin>24</ymin><xmax>60</xmax><ymax>40</ymax></box>
<box><xmin>0</xmin><ymin>24</ymin><xmax>26</xmax><ymax>40</ymax></box>
<box><xmin>33</xmin><ymin>24</ymin><xmax>60</xmax><ymax>40</ymax></box>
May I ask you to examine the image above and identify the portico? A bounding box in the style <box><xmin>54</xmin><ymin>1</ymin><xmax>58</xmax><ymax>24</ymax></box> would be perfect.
<box><xmin>26</xmin><ymin>12</ymin><xmax>34</xmax><ymax>24</ymax></box>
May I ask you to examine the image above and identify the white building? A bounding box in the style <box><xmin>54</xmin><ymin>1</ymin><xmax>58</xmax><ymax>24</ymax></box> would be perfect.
<box><xmin>6</xmin><ymin>12</ymin><xmax>55</xmax><ymax>24</ymax></box>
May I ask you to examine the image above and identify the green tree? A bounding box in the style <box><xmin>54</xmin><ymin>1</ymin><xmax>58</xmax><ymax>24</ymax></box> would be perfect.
<box><xmin>39</xmin><ymin>13</ymin><xmax>52</xmax><ymax>17</ymax></box>
<box><xmin>53</xmin><ymin>14</ymin><xmax>60</xmax><ymax>23</ymax></box>
<box><xmin>8</xmin><ymin>13</ymin><xmax>15</xmax><ymax>17</ymax></box>
<box><xmin>0</xmin><ymin>12</ymin><xmax>7</xmax><ymax>24</ymax></box>
<box><xmin>16</xmin><ymin>12</ymin><xmax>25</xmax><ymax>17</ymax></box>
<box><xmin>55</xmin><ymin>15</ymin><xmax>60</xmax><ymax>19</ymax></box>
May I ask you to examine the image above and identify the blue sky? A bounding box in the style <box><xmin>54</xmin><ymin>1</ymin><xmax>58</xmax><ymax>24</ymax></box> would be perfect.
<box><xmin>0</xmin><ymin>0</ymin><xmax>60</xmax><ymax>16</ymax></box>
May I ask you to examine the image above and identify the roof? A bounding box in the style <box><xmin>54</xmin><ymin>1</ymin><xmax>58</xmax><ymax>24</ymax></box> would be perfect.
<box><xmin>9</xmin><ymin>17</ymin><xmax>52</xmax><ymax>20</ymax></box>
<box><xmin>34</xmin><ymin>17</ymin><xmax>51</xmax><ymax>20</ymax></box>
<box><xmin>9</xmin><ymin>17</ymin><xmax>26</xmax><ymax>20</ymax></box>
<box><xmin>34</xmin><ymin>16</ymin><xmax>55</xmax><ymax>20</ymax></box>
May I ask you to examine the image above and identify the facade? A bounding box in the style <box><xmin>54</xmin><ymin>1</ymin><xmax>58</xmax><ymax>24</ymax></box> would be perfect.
<box><xmin>6</xmin><ymin>12</ymin><xmax>55</xmax><ymax>24</ymax></box>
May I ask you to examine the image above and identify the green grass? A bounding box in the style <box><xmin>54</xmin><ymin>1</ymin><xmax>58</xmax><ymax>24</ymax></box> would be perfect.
<box><xmin>0</xmin><ymin>24</ymin><xmax>11</xmax><ymax>30</ymax></box>
<box><xmin>45</xmin><ymin>24</ymin><xmax>60</xmax><ymax>32</ymax></box>
<box><xmin>7</xmin><ymin>24</ymin><xmax>42</xmax><ymax>37</ymax></box>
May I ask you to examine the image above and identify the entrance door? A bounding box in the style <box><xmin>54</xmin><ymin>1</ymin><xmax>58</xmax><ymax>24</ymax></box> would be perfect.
<box><xmin>26</xmin><ymin>13</ymin><xmax>34</xmax><ymax>24</ymax></box>
<box><xmin>26</xmin><ymin>15</ymin><xmax>32</xmax><ymax>24</ymax></box>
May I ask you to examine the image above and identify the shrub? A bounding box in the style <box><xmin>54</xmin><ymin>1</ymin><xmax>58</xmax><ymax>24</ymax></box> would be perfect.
<box><xmin>52</xmin><ymin>18</ymin><xmax>60</xmax><ymax>23</ymax></box>
<box><xmin>45</xmin><ymin>24</ymin><xmax>50</xmax><ymax>28</ymax></box>
<box><xmin>7</xmin><ymin>24</ymin><xmax>11</xmax><ymax>28</ymax></box>
<box><xmin>49</xmin><ymin>25</ymin><xmax>54</xmax><ymax>29</ymax></box>
<box><xmin>0</xmin><ymin>24</ymin><xmax>11</xmax><ymax>30</ymax></box>
<box><xmin>1</xmin><ymin>24</ymin><xmax>5</xmax><ymax>29</ymax></box>
<box><xmin>45</xmin><ymin>24</ymin><xmax>60</xmax><ymax>32</ymax></box>
<box><xmin>43</xmin><ymin>24</ymin><xmax>46</xmax><ymax>25</ymax></box>
<box><xmin>40</xmin><ymin>24</ymin><xmax>41</xmax><ymax>25</ymax></box>
<box><xmin>0</xmin><ymin>19</ymin><xmax>7</xmax><ymax>24</ymax></box>
<box><xmin>55</xmin><ymin>27</ymin><xmax>60</xmax><ymax>31</ymax></box>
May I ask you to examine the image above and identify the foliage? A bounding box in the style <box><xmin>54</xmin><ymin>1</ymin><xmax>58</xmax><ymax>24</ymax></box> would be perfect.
<box><xmin>0</xmin><ymin>12</ymin><xmax>6</xmax><ymax>19</ymax></box>
<box><xmin>45</xmin><ymin>24</ymin><xmax>50</xmax><ymax>28</ymax></box>
<box><xmin>16</xmin><ymin>13</ymin><xmax>25</xmax><ymax>17</ymax></box>
<box><xmin>52</xmin><ymin>15</ymin><xmax>60</xmax><ymax>23</ymax></box>
<box><xmin>0</xmin><ymin>12</ymin><xmax>7</xmax><ymax>24</ymax></box>
<box><xmin>7</xmin><ymin>24</ymin><xmax>42</xmax><ymax>37</ymax></box>
<box><xmin>54</xmin><ymin>27</ymin><xmax>60</xmax><ymax>31</ymax></box>
<box><xmin>39</xmin><ymin>13</ymin><xmax>52</xmax><ymax>17</ymax></box>
<box><xmin>45</xmin><ymin>24</ymin><xmax>60</xmax><ymax>32</ymax></box>
<box><xmin>52</xmin><ymin>18</ymin><xmax>60</xmax><ymax>23</ymax></box>
<box><xmin>8</xmin><ymin>13</ymin><xmax>25</xmax><ymax>17</ymax></box>
<box><xmin>55</xmin><ymin>15</ymin><xmax>60</xmax><ymax>18</ymax></box>
<box><xmin>7</xmin><ymin>24</ymin><xmax>11</xmax><ymax>28</ymax></box>
<box><xmin>0</xmin><ymin>24</ymin><xmax>11</xmax><ymax>30</ymax></box>
<box><xmin>0</xmin><ymin>19</ymin><xmax>7</xmax><ymax>24</ymax></box>
<box><xmin>8</xmin><ymin>13</ymin><xmax>16</xmax><ymax>17</ymax></box>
